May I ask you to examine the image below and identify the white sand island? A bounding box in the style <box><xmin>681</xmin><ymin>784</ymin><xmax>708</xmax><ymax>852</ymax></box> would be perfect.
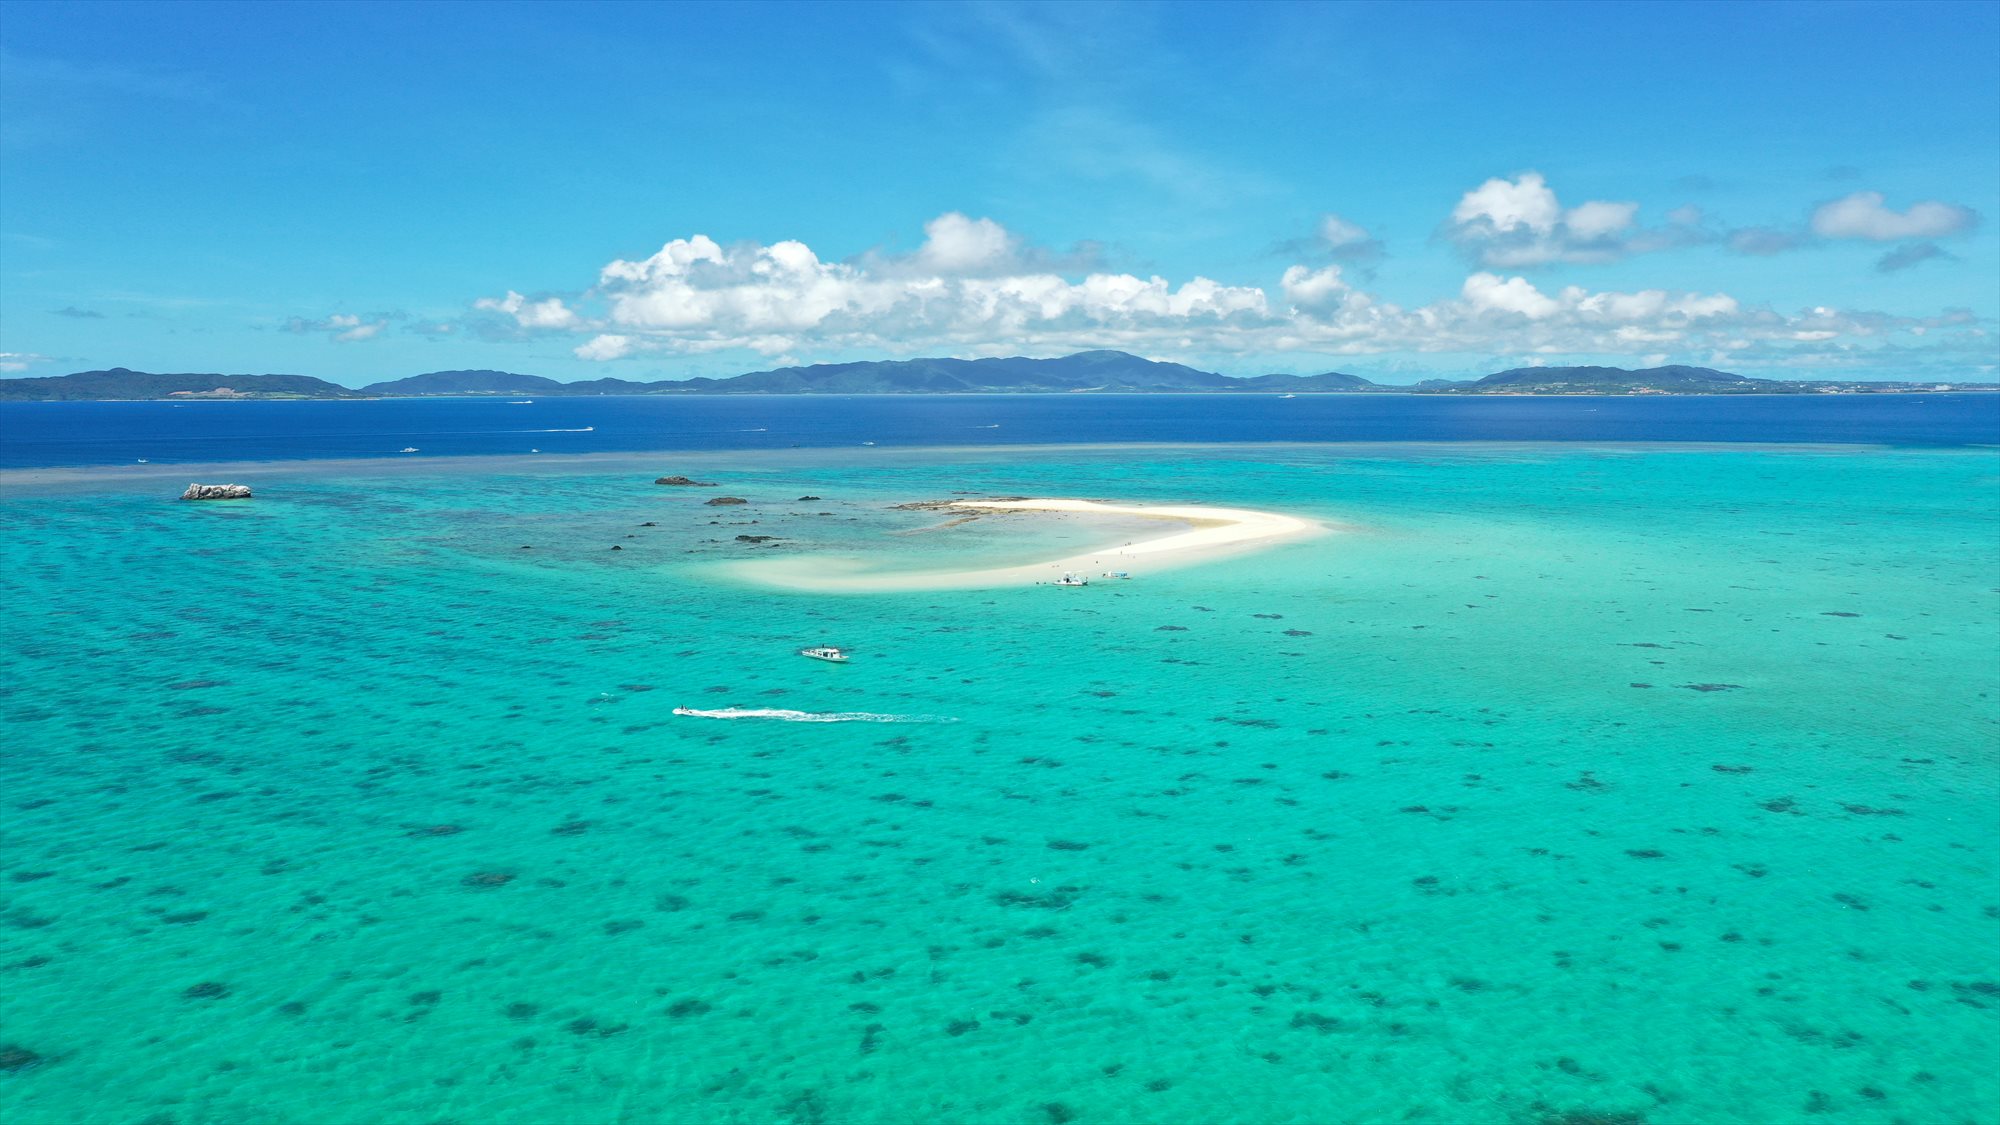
<box><xmin>725</xmin><ymin>498</ymin><xmax>1326</xmax><ymax>592</ymax></box>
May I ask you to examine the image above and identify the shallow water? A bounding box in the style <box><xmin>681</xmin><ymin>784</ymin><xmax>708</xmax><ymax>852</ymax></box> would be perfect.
<box><xmin>2</xmin><ymin>444</ymin><xmax>1996</xmax><ymax>1124</ymax></box>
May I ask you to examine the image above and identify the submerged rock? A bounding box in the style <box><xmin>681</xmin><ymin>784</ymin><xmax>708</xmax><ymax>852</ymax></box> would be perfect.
<box><xmin>181</xmin><ymin>483</ymin><xmax>252</xmax><ymax>500</ymax></box>
<box><xmin>655</xmin><ymin>476</ymin><xmax>716</xmax><ymax>487</ymax></box>
<box><xmin>705</xmin><ymin>496</ymin><xmax>748</xmax><ymax>506</ymax></box>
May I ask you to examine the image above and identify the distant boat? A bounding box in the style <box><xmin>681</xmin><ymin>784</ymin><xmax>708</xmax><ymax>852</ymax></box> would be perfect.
<box><xmin>509</xmin><ymin>400</ymin><xmax>533</xmax><ymax>404</ymax></box>
<box><xmin>1100</xmin><ymin>571</ymin><xmax>1131</xmax><ymax>579</ymax></box>
<box><xmin>799</xmin><ymin>646</ymin><xmax>850</xmax><ymax>663</ymax></box>
<box><xmin>1281</xmin><ymin>394</ymin><xmax>1296</xmax><ymax>399</ymax></box>
<box><xmin>530</xmin><ymin>448</ymin><xmax>540</xmax><ymax>453</ymax></box>
<box><xmin>136</xmin><ymin>458</ymin><xmax>149</xmax><ymax>463</ymax></box>
<box><xmin>861</xmin><ymin>441</ymin><xmax>876</xmax><ymax>446</ymax></box>
<box><xmin>399</xmin><ymin>447</ymin><xmax>419</xmax><ymax>453</ymax></box>
<box><xmin>1053</xmin><ymin>573</ymin><xmax>1089</xmax><ymax>587</ymax></box>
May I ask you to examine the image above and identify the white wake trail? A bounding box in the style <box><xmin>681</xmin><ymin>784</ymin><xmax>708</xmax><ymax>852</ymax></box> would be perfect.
<box><xmin>672</xmin><ymin>707</ymin><xmax>956</xmax><ymax>723</ymax></box>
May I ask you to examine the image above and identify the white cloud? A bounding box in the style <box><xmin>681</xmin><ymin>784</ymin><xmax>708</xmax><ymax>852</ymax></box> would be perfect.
<box><xmin>1461</xmin><ymin>273</ymin><xmax>1562</xmax><ymax>319</ymax></box>
<box><xmin>1444</xmin><ymin>172</ymin><xmax>1693</xmax><ymax>266</ymax></box>
<box><xmin>0</xmin><ymin>351</ymin><xmax>52</xmax><ymax>372</ymax></box>
<box><xmin>914</xmin><ymin>212</ymin><xmax>1017</xmax><ymax>273</ymax></box>
<box><xmin>474</xmin><ymin>290</ymin><xmax>580</xmax><ymax>329</ymax></box>
<box><xmin>575</xmin><ymin>334</ymin><xmax>637</xmax><ymax>361</ymax></box>
<box><xmin>1811</xmin><ymin>191</ymin><xmax>1977</xmax><ymax>241</ymax></box>
<box><xmin>1271</xmin><ymin>213</ymin><xmax>1385</xmax><ymax>267</ymax></box>
<box><xmin>1565</xmin><ymin>200</ymin><xmax>1639</xmax><ymax>240</ymax></box>
<box><xmin>1317</xmin><ymin>213</ymin><xmax>1372</xmax><ymax>250</ymax></box>
<box><xmin>575</xmin><ymin>217</ymin><xmax>1270</xmax><ymax>362</ymax></box>
<box><xmin>1446</xmin><ymin>176</ymin><xmax>1980</xmax><ymax>267</ymax></box>
<box><xmin>452</xmin><ymin>210</ymin><xmax>1981</xmax><ymax>372</ymax></box>
<box><xmin>1452</xmin><ymin>171</ymin><xmax>1564</xmax><ymax>234</ymax></box>
<box><xmin>1280</xmin><ymin>264</ymin><xmax>1350</xmax><ymax>312</ymax></box>
<box><xmin>283</xmin><ymin>313</ymin><xmax>387</xmax><ymax>342</ymax></box>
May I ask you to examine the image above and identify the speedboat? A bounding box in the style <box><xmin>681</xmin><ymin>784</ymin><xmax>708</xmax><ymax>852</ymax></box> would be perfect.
<box><xmin>1053</xmin><ymin>573</ymin><xmax>1089</xmax><ymax>587</ymax></box>
<box><xmin>399</xmin><ymin>447</ymin><xmax>420</xmax><ymax>453</ymax></box>
<box><xmin>799</xmin><ymin>646</ymin><xmax>850</xmax><ymax>663</ymax></box>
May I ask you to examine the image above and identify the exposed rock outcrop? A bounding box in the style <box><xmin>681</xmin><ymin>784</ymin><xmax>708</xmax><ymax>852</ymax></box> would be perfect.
<box><xmin>705</xmin><ymin>496</ymin><xmax>747</xmax><ymax>506</ymax></box>
<box><xmin>655</xmin><ymin>476</ymin><xmax>717</xmax><ymax>487</ymax></box>
<box><xmin>181</xmin><ymin>483</ymin><xmax>252</xmax><ymax>500</ymax></box>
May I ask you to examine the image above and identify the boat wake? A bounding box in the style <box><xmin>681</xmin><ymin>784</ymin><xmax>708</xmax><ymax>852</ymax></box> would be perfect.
<box><xmin>673</xmin><ymin>707</ymin><xmax>956</xmax><ymax>723</ymax></box>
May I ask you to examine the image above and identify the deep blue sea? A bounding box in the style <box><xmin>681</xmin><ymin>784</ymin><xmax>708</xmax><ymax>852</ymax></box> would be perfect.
<box><xmin>2</xmin><ymin>393</ymin><xmax>1996</xmax><ymax>468</ymax></box>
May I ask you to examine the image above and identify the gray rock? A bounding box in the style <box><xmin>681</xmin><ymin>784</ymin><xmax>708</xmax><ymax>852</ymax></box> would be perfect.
<box><xmin>655</xmin><ymin>476</ymin><xmax>717</xmax><ymax>487</ymax></box>
<box><xmin>181</xmin><ymin>483</ymin><xmax>252</xmax><ymax>500</ymax></box>
<box><xmin>705</xmin><ymin>496</ymin><xmax>748</xmax><ymax>506</ymax></box>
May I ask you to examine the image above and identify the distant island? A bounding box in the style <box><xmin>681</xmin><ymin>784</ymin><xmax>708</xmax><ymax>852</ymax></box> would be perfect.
<box><xmin>0</xmin><ymin>350</ymin><xmax>1988</xmax><ymax>401</ymax></box>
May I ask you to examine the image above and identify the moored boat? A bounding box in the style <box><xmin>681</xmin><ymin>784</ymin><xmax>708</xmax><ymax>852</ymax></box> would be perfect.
<box><xmin>799</xmin><ymin>646</ymin><xmax>850</xmax><ymax>663</ymax></box>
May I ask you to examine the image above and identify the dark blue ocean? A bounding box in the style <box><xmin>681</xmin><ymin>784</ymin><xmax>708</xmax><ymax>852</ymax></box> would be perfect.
<box><xmin>1</xmin><ymin>393</ymin><xmax>1997</xmax><ymax>468</ymax></box>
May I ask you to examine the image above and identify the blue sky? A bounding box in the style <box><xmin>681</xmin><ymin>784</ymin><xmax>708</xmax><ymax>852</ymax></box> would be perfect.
<box><xmin>2</xmin><ymin>0</ymin><xmax>1996</xmax><ymax>384</ymax></box>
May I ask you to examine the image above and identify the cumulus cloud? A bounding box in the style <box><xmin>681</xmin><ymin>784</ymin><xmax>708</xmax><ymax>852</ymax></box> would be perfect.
<box><xmin>1444</xmin><ymin>172</ymin><xmax>1705</xmax><ymax>266</ymax></box>
<box><xmin>474</xmin><ymin>290</ymin><xmax>581</xmax><ymax>330</ymax></box>
<box><xmin>470</xmin><ymin>211</ymin><xmax>1975</xmax><ymax>371</ymax></box>
<box><xmin>1811</xmin><ymin>191</ymin><xmax>1977</xmax><ymax>241</ymax></box>
<box><xmin>283</xmin><ymin>313</ymin><xmax>388</xmax><ymax>342</ymax></box>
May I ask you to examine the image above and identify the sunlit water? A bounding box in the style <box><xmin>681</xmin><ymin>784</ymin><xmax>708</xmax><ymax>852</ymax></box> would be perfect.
<box><xmin>3</xmin><ymin>443</ymin><xmax>1996</xmax><ymax>1124</ymax></box>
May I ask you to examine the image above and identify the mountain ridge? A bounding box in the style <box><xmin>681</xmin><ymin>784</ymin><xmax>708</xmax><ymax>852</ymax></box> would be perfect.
<box><xmin>0</xmin><ymin>353</ymin><xmax>1980</xmax><ymax>400</ymax></box>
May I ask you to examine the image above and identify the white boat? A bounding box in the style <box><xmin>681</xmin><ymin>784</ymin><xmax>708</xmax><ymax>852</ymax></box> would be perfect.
<box><xmin>799</xmin><ymin>646</ymin><xmax>850</xmax><ymax>663</ymax></box>
<box><xmin>861</xmin><ymin>441</ymin><xmax>876</xmax><ymax>446</ymax></box>
<box><xmin>509</xmin><ymin>400</ymin><xmax>533</xmax><ymax>404</ymax></box>
<box><xmin>399</xmin><ymin>447</ymin><xmax>420</xmax><ymax>453</ymax></box>
<box><xmin>1053</xmin><ymin>573</ymin><xmax>1089</xmax><ymax>587</ymax></box>
<box><xmin>1100</xmin><ymin>571</ymin><xmax>1131</xmax><ymax>579</ymax></box>
<box><xmin>1281</xmin><ymin>393</ymin><xmax>1296</xmax><ymax>399</ymax></box>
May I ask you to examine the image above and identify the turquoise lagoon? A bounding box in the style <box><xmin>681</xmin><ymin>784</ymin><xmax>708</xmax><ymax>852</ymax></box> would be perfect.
<box><xmin>2</xmin><ymin>443</ymin><xmax>1996</xmax><ymax>1124</ymax></box>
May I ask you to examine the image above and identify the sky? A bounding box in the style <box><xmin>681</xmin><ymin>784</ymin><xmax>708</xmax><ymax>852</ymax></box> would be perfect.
<box><xmin>2</xmin><ymin>0</ymin><xmax>1997</xmax><ymax>386</ymax></box>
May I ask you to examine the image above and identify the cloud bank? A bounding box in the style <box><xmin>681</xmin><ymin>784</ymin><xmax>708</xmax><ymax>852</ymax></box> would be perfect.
<box><xmin>462</xmin><ymin>209</ymin><xmax>1980</xmax><ymax>373</ymax></box>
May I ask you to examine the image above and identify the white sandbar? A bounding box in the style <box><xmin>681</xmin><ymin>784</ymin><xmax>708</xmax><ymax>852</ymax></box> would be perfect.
<box><xmin>725</xmin><ymin>497</ymin><xmax>1326</xmax><ymax>592</ymax></box>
